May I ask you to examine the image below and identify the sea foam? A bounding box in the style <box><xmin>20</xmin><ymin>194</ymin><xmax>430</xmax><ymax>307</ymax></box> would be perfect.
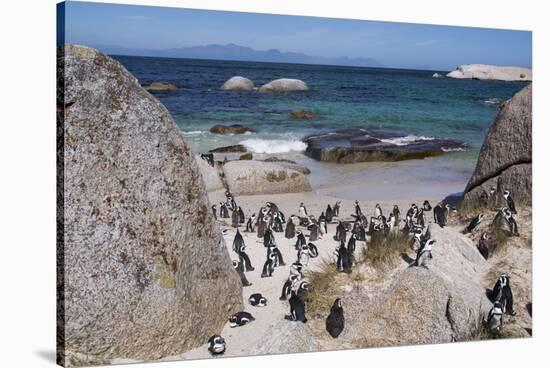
<box><xmin>239</xmin><ymin>138</ymin><xmax>307</xmax><ymax>154</ymax></box>
<box><xmin>380</xmin><ymin>135</ymin><xmax>435</xmax><ymax>146</ymax></box>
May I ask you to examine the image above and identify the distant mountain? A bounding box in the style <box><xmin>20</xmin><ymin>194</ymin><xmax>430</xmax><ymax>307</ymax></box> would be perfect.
<box><xmin>90</xmin><ymin>43</ymin><xmax>382</xmax><ymax>68</ymax></box>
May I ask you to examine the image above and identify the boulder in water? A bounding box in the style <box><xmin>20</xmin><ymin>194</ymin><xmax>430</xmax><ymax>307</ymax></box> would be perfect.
<box><xmin>209</xmin><ymin>144</ymin><xmax>247</xmax><ymax>153</ymax></box>
<box><xmin>209</xmin><ymin>124</ymin><xmax>256</xmax><ymax>135</ymax></box>
<box><xmin>289</xmin><ymin>109</ymin><xmax>317</xmax><ymax>120</ymax></box>
<box><xmin>446</xmin><ymin>64</ymin><xmax>532</xmax><ymax>81</ymax></box>
<box><xmin>142</xmin><ymin>81</ymin><xmax>177</xmax><ymax>91</ymax></box>
<box><xmin>58</xmin><ymin>45</ymin><xmax>242</xmax><ymax>365</ymax></box>
<box><xmin>220</xmin><ymin>76</ymin><xmax>254</xmax><ymax>91</ymax></box>
<box><xmin>259</xmin><ymin>78</ymin><xmax>308</xmax><ymax>92</ymax></box>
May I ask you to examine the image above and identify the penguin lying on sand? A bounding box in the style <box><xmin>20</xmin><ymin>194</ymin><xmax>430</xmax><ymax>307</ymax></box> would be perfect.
<box><xmin>229</xmin><ymin>312</ymin><xmax>255</xmax><ymax>327</ymax></box>
<box><xmin>249</xmin><ymin>293</ymin><xmax>268</xmax><ymax>307</ymax></box>
<box><xmin>207</xmin><ymin>335</ymin><xmax>226</xmax><ymax>355</ymax></box>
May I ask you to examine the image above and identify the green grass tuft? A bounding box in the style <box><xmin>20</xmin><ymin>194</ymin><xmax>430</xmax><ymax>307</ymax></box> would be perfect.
<box><xmin>360</xmin><ymin>231</ymin><xmax>410</xmax><ymax>268</ymax></box>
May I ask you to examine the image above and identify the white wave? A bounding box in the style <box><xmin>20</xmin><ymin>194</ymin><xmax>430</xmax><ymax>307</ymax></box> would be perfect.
<box><xmin>441</xmin><ymin>147</ymin><xmax>465</xmax><ymax>152</ymax></box>
<box><xmin>182</xmin><ymin>130</ymin><xmax>205</xmax><ymax>135</ymax></box>
<box><xmin>482</xmin><ymin>98</ymin><xmax>502</xmax><ymax>105</ymax></box>
<box><xmin>380</xmin><ymin>135</ymin><xmax>435</xmax><ymax>146</ymax></box>
<box><xmin>239</xmin><ymin>138</ymin><xmax>307</xmax><ymax>154</ymax></box>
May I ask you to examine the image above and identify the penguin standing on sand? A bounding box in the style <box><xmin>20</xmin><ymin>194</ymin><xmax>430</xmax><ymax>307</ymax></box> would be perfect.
<box><xmin>299</xmin><ymin>202</ymin><xmax>308</xmax><ymax>218</ymax></box>
<box><xmin>392</xmin><ymin>205</ymin><xmax>400</xmax><ymax>224</ymax></box>
<box><xmin>326</xmin><ymin>298</ymin><xmax>344</xmax><ymax>338</ymax></box>
<box><xmin>261</xmin><ymin>252</ymin><xmax>277</xmax><ymax>278</ymax></box>
<box><xmin>273</xmin><ymin>211</ymin><xmax>284</xmax><ymax>232</ymax></box>
<box><xmin>233</xmin><ymin>259</ymin><xmax>251</xmax><ymax>287</ymax></box>
<box><xmin>347</xmin><ymin>234</ymin><xmax>357</xmax><ymax>265</ymax></box>
<box><xmin>207</xmin><ymin>335</ymin><xmax>226</xmax><ymax>355</ymax></box>
<box><xmin>308</xmin><ymin>221</ymin><xmax>321</xmax><ymax>241</ymax></box>
<box><xmin>295</xmin><ymin>230</ymin><xmax>307</xmax><ymax>250</ymax></box>
<box><xmin>416</xmin><ymin>208</ymin><xmax>425</xmax><ymax>228</ymax></box>
<box><xmin>285</xmin><ymin>216</ymin><xmax>296</xmax><ymax>239</ymax></box>
<box><xmin>326</xmin><ymin>205</ymin><xmax>334</xmax><ymax>223</ymax></box>
<box><xmin>249</xmin><ymin>293</ymin><xmax>268</xmax><ymax>307</ymax></box>
<box><xmin>225</xmin><ymin>191</ymin><xmax>237</xmax><ymax>211</ymax></box>
<box><xmin>336</xmin><ymin>240</ymin><xmax>352</xmax><ymax>273</ymax></box>
<box><xmin>245</xmin><ymin>213</ymin><xmax>256</xmax><ymax>233</ymax></box>
<box><xmin>319</xmin><ymin>212</ymin><xmax>328</xmax><ymax>235</ymax></box>
<box><xmin>487</xmin><ymin>301</ymin><xmax>504</xmax><ymax>333</ymax></box>
<box><xmin>374</xmin><ymin>203</ymin><xmax>383</xmax><ymax>218</ymax></box>
<box><xmin>433</xmin><ymin>204</ymin><xmax>447</xmax><ymax>227</ymax></box>
<box><xmin>334</xmin><ymin>221</ymin><xmax>347</xmax><ymax>242</ymax></box>
<box><xmin>220</xmin><ymin>202</ymin><xmax>230</xmax><ymax>218</ymax></box>
<box><xmin>263</xmin><ymin>227</ymin><xmax>276</xmax><ymax>248</ymax></box>
<box><xmin>478</xmin><ymin>232</ymin><xmax>490</xmax><ymax>260</ymax></box>
<box><xmin>355</xmin><ymin>200</ymin><xmax>363</xmax><ymax>217</ymax></box>
<box><xmin>286</xmin><ymin>290</ymin><xmax>307</xmax><ymax>323</ymax></box>
<box><xmin>233</xmin><ymin>230</ymin><xmax>254</xmax><ymax>272</ymax></box>
<box><xmin>229</xmin><ymin>312</ymin><xmax>255</xmax><ymax>327</ymax></box>
<box><xmin>464</xmin><ymin>213</ymin><xmax>484</xmax><ymax>233</ymax></box>
<box><xmin>352</xmin><ymin>221</ymin><xmax>366</xmax><ymax>241</ymax></box>
<box><xmin>333</xmin><ymin>201</ymin><xmax>341</xmax><ymax>217</ymax></box>
<box><xmin>503</xmin><ymin>208</ymin><xmax>519</xmax><ymax>235</ymax></box>
<box><xmin>211</xmin><ymin>204</ymin><xmax>217</xmax><ymax>220</ymax></box>
<box><xmin>237</xmin><ymin>206</ymin><xmax>245</xmax><ymax>224</ymax></box>
<box><xmin>231</xmin><ymin>209</ymin><xmax>239</xmax><ymax>228</ymax></box>
<box><xmin>268</xmin><ymin>245</ymin><xmax>286</xmax><ymax>267</ymax></box>
<box><xmin>503</xmin><ymin>190</ymin><xmax>517</xmax><ymax>214</ymax></box>
<box><xmin>423</xmin><ymin>200</ymin><xmax>432</xmax><ymax>211</ymax></box>
<box><xmin>492</xmin><ymin>273</ymin><xmax>516</xmax><ymax>316</ymax></box>
<box><xmin>280</xmin><ymin>273</ymin><xmax>300</xmax><ymax>301</ymax></box>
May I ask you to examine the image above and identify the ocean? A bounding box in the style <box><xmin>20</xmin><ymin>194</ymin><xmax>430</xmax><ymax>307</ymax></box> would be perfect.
<box><xmin>113</xmin><ymin>55</ymin><xmax>528</xmax><ymax>200</ymax></box>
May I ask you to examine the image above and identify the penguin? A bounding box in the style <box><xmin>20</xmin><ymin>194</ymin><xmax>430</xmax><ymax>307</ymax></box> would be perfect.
<box><xmin>219</xmin><ymin>202</ymin><xmax>230</xmax><ymax>218</ymax></box>
<box><xmin>406</xmin><ymin>204</ymin><xmax>418</xmax><ymax>219</ymax></box>
<box><xmin>263</xmin><ymin>227</ymin><xmax>276</xmax><ymax>248</ymax></box>
<box><xmin>307</xmin><ymin>222</ymin><xmax>321</xmax><ymax>241</ymax></box>
<box><xmin>261</xmin><ymin>252</ymin><xmax>277</xmax><ymax>278</ymax></box>
<box><xmin>299</xmin><ymin>202</ymin><xmax>308</xmax><ymax>218</ymax></box>
<box><xmin>272</xmin><ymin>211</ymin><xmax>284</xmax><ymax>233</ymax></box>
<box><xmin>285</xmin><ymin>216</ymin><xmax>296</xmax><ymax>239</ymax></box>
<box><xmin>333</xmin><ymin>201</ymin><xmax>341</xmax><ymax>217</ymax></box>
<box><xmin>200</xmin><ymin>153</ymin><xmax>215</xmax><ymax>167</ymax></box>
<box><xmin>416</xmin><ymin>208</ymin><xmax>425</xmax><ymax>228</ymax></box>
<box><xmin>354</xmin><ymin>200</ymin><xmax>363</xmax><ymax>217</ymax></box>
<box><xmin>295</xmin><ymin>230</ymin><xmax>307</xmax><ymax>250</ymax></box>
<box><xmin>347</xmin><ymin>234</ymin><xmax>357</xmax><ymax>265</ymax></box>
<box><xmin>492</xmin><ymin>273</ymin><xmax>516</xmax><ymax>316</ymax></box>
<box><xmin>280</xmin><ymin>273</ymin><xmax>300</xmax><ymax>301</ymax></box>
<box><xmin>503</xmin><ymin>208</ymin><xmax>519</xmax><ymax>235</ymax></box>
<box><xmin>286</xmin><ymin>290</ymin><xmax>307</xmax><ymax>323</ymax></box>
<box><xmin>248</xmin><ymin>293</ymin><xmax>268</xmax><ymax>307</ymax></box>
<box><xmin>433</xmin><ymin>204</ymin><xmax>447</xmax><ymax>228</ymax></box>
<box><xmin>290</xmin><ymin>262</ymin><xmax>304</xmax><ymax>277</ymax></box>
<box><xmin>464</xmin><ymin>213</ymin><xmax>484</xmax><ymax>233</ymax></box>
<box><xmin>225</xmin><ymin>191</ymin><xmax>237</xmax><ymax>211</ymax></box>
<box><xmin>374</xmin><ymin>203</ymin><xmax>383</xmax><ymax>218</ymax></box>
<box><xmin>266</xmin><ymin>201</ymin><xmax>280</xmax><ymax>215</ymax></box>
<box><xmin>423</xmin><ymin>200</ymin><xmax>432</xmax><ymax>211</ymax></box>
<box><xmin>232</xmin><ymin>229</ymin><xmax>245</xmax><ymax>253</ymax></box>
<box><xmin>268</xmin><ymin>246</ymin><xmax>285</xmax><ymax>267</ymax></box>
<box><xmin>245</xmin><ymin>213</ymin><xmax>256</xmax><ymax>233</ymax></box>
<box><xmin>319</xmin><ymin>212</ymin><xmax>328</xmax><ymax>234</ymax></box>
<box><xmin>211</xmin><ymin>204</ymin><xmax>217</xmax><ymax>220</ymax></box>
<box><xmin>388</xmin><ymin>213</ymin><xmax>397</xmax><ymax>233</ymax></box>
<box><xmin>392</xmin><ymin>205</ymin><xmax>401</xmax><ymax>223</ymax></box>
<box><xmin>228</xmin><ymin>312</ymin><xmax>255</xmax><ymax>327</ymax></box>
<box><xmin>503</xmin><ymin>190</ymin><xmax>517</xmax><ymax>214</ymax></box>
<box><xmin>326</xmin><ymin>205</ymin><xmax>334</xmax><ymax>223</ymax></box>
<box><xmin>414</xmin><ymin>239</ymin><xmax>434</xmax><ymax>267</ymax></box>
<box><xmin>487</xmin><ymin>301</ymin><xmax>504</xmax><ymax>334</ymax></box>
<box><xmin>336</xmin><ymin>240</ymin><xmax>352</xmax><ymax>273</ymax></box>
<box><xmin>207</xmin><ymin>335</ymin><xmax>226</xmax><ymax>355</ymax></box>
<box><xmin>231</xmin><ymin>209</ymin><xmax>239</xmax><ymax>228</ymax></box>
<box><xmin>233</xmin><ymin>259</ymin><xmax>251</xmax><ymax>287</ymax></box>
<box><xmin>326</xmin><ymin>298</ymin><xmax>345</xmax><ymax>338</ymax></box>
<box><xmin>307</xmin><ymin>242</ymin><xmax>319</xmax><ymax>258</ymax></box>
<box><xmin>489</xmin><ymin>186</ymin><xmax>498</xmax><ymax>209</ymax></box>
<box><xmin>478</xmin><ymin>232</ymin><xmax>490</xmax><ymax>260</ymax></box>
<box><xmin>256</xmin><ymin>213</ymin><xmax>267</xmax><ymax>238</ymax></box>
<box><xmin>298</xmin><ymin>243</ymin><xmax>311</xmax><ymax>266</ymax></box>
<box><xmin>237</xmin><ymin>206</ymin><xmax>246</xmax><ymax>224</ymax></box>
<box><xmin>334</xmin><ymin>221</ymin><xmax>347</xmax><ymax>242</ymax></box>
<box><xmin>352</xmin><ymin>221</ymin><xmax>366</xmax><ymax>241</ymax></box>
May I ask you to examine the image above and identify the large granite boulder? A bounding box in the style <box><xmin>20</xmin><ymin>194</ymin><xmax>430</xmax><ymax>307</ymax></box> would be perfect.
<box><xmin>348</xmin><ymin>224</ymin><xmax>491</xmax><ymax>346</ymax></box>
<box><xmin>259</xmin><ymin>78</ymin><xmax>308</xmax><ymax>92</ymax></box>
<box><xmin>303</xmin><ymin>129</ymin><xmax>466</xmax><ymax>163</ymax></box>
<box><xmin>58</xmin><ymin>45</ymin><xmax>242</xmax><ymax>366</ymax></box>
<box><xmin>223</xmin><ymin>160</ymin><xmax>311</xmax><ymax>195</ymax></box>
<box><xmin>220</xmin><ymin>76</ymin><xmax>254</xmax><ymax>91</ymax></box>
<box><xmin>446</xmin><ymin>64</ymin><xmax>532</xmax><ymax>81</ymax></box>
<box><xmin>252</xmin><ymin>320</ymin><xmax>321</xmax><ymax>354</ymax></box>
<box><xmin>463</xmin><ymin>84</ymin><xmax>532</xmax><ymax>204</ymax></box>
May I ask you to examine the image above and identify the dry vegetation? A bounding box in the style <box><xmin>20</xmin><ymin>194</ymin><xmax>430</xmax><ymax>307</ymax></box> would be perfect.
<box><xmin>359</xmin><ymin>231</ymin><xmax>410</xmax><ymax>267</ymax></box>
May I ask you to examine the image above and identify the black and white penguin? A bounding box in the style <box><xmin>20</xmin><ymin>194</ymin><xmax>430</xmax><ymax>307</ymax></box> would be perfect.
<box><xmin>406</xmin><ymin>204</ymin><xmax>418</xmax><ymax>219</ymax></box>
<box><xmin>233</xmin><ymin>259</ymin><xmax>251</xmax><ymax>287</ymax></box>
<box><xmin>503</xmin><ymin>190</ymin><xmax>517</xmax><ymax>214</ymax></box>
<box><xmin>423</xmin><ymin>200</ymin><xmax>432</xmax><ymax>211</ymax></box>
<box><xmin>245</xmin><ymin>213</ymin><xmax>256</xmax><ymax>233</ymax></box>
<box><xmin>388</xmin><ymin>213</ymin><xmax>397</xmax><ymax>233</ymax></box>
<box><xmin>261</xmin><ymin>252</ymin><xmax>277</xmax><ymax>278</ymax></box>
<box><xmin>237</xmin><ymin>206</ymin><xmax>246</xmax><ymax>224</ymax></box>
<box><xmin>374</xmin><ymin>203</ymin><xmax>383</xmax><ymax>218</ymax></box>
<box><xmin>334</xmin><ymin>221</ymin><xmax>347</xmax><ymax>242</ymax></box>
<box><xmin>263</xmin><ymin>227</ymin><xmax>276</xmax><ymax>248</ymax></box>
<box><xmin>286</xmin><ymin>290</ymin><xmax>307</xmax><ymax>323</ymax></box>
<box><xmin>354</xmin><ymin>200</ymin><xmax>363</xmax><ymax>217</ymax></box>
<box><xmin>285</xmin><ymin>216</ymin><xmax>296</xmax><ymax>239</ymax></box>
<box><xmin>232</xmin><ymin>229</ymin><xmax>245</xmax><ymax>253</ymax></box>
<box><xmin>347</xmin><ymin>234</ymin><xmax>357</xmax><ymax>264</ymax></box>
<box><xmin>326</xmin><ymin>298</ymin><xmax>345</xmax><ymax>338</ymax></box>
<box><xmin>307</xmin><ymin>242</ymin><xmax>319</xmax><ymax>258</ymax></box>
<box><xmin>433</xmin><ymin>203</ymin><xmax>447</xmax><ymax>228</ymax></box>
<box><xmin>268</xmin><ymin>246</ymin><xmax>286</xmax><ymax>267</ymax></box>
<box><xmin>231</xmin><ymin>209</ymin><xmax>239</xmax><ymax>228</ymax></box>
<box><xmin>392</xmin><ymin>205</ymin><xmax>400</xmax><ymax>223</ymax></box>
<box><xmin>248</xmin><ymin>293</ymin><xmax>268</xmax><ymax>307</ymax></box>
<box><xmin>336</xmin><ymin>240</ymin><xmax>352</xmax><ymax>273</ymax></box>
<box><xmin>333</xmin><ymin>201</ymin><xmax>341</xmax><ymax>217</ymax></box>
<box><xmin>207</xmin><ymin>334</ymin><xmax>226</xmax><ymax>355</ymax></box>
<box><xmin>503</xmin><ymin>208</ymin><xmax>519</xmax><ymax>235</ymax></box>
<box><xmin>228</xmin><ymin>311</ymin><xmax>255</xmax><ymax>327</ymax></box>
<box><xmin>414</xmin><ymin>239</ymin><xmax>434</xmax><ymax>267</ymax></box>
<box><xmin>272</xmin><ymin>211</ymin><xmax>284</xmax><ymax>232</ymax></box>
<box><xmin>308</xmin><ymin>222</ymin><xmax>321</xmax><ymax>241</ymax></box>
<box><xmin>326</xmin><ymin>205</ymin><xmax>334</xmax><ymax>223</ymax></box>
<box><xmin>295</xmin><ymin>230</ymin><xmax>307</xmax><ymax>250</ymax></box>
<box><xmin>487</xmin><ymin>301</ymin><xmax>504</xmax><ymax>333</ymax></box>
<box><xmin>219</xmin><ymin>202</ymin><xmax>230</xmax><ymax>218</ymax></box>
<box><xmin>290</xmin><ymin>262</ymin><xmax>304</xmax><ymax>277</ymax></box>
<box><xmin>225</xmin><ymin>191</ymin><xmax>237</xmax><ymax>211</ymax></box>
<box><xmin>489</xmin><ymin>186</ymin><xmax>498</xmax><ymax>208</ymax></box>
<box><xmin>352</xmin><ymin>221</ymin><xmax>366</xmax><ymax>241</ymax></box>
<box><xmin>211</xmin><ymin>204</ymin><xmax>217</xmax><ymax>220</ymax></box>
<box><xmin>478</xmin><ymin>232</ymin><xmax>490</xmax><ymax>260</ymax></box>
<box><xmin>299</xmin><ymin>202</ymin><xmax>308</xmax><ymax>218</ymax></box>
<box><xmin>319</xmin><ymin>212</ymin><xmax>328</xmax><ymax>234</ymax></box>
<box><xmin>256</xmin><ymin>213</ymin><xmax>267</xmax><ymax>238</ymax></box>
<box><xmin>200</xmin><ymin>153</ymin><xmax>215</xmax><ymax>167</ymax></box>
<box><xmin>280</xmin><ymin>273</ymin><xmax>300</xmax><ymax>301</ymax></box>
<box><xmin>464</xmin><ymin>213</ymin><xmax>484</xmax><ymax>233</ymax></box>
<box><xmin>492</xmin><ymin>273</ymin><xmax>516</xmax><ymax>315</ymax></box>
<box><xmin>416</xmin><ymin>208</ymin><xmax>425</xmax><ymax>228</ymax></box>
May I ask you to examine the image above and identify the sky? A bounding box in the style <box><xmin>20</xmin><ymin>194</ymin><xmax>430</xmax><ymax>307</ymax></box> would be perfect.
<box><xmin>61</xmin><ymin>1</ymin><xmax>532</xmax><ymax>70</ymax></box>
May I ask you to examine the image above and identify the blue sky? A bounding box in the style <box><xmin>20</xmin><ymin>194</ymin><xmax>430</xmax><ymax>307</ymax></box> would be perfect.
<box><xmin>61</xmin><ymin>1</ymin><xmax>532</xmax><ymax>70</ymax></box>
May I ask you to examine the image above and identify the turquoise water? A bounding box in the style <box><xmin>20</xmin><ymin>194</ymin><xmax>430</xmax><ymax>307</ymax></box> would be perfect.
<box><xmin>114</xmin><ymin>55</ymin><xmax>528</xmax><ymax>199</ymax></box>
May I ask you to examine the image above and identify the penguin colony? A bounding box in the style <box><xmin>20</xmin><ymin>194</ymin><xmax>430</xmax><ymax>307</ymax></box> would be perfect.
<box><xmin>204</xmin><ymin>186</ymin><xmax>521</xmax><ymax>355</ymax></box>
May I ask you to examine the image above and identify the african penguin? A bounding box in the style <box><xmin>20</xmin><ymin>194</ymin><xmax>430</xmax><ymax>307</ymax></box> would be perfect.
<box><xmin>326</xmin><ymin>298</ymin><xmax>345</xmax><ymax>338</ymax></box>
<box><xmin>326</xmin><ymin>205</ymin><xmax>334</xmax><ymax>223</ymax></box>
<box><xmin>211</xmin><ymin>204</ymin><xmax>217</xmax><ymax>220</ymax></box>
<box><xmin>433</xmin><ymin>204</ymin><xmax>447</xmax><ymax>228</ymax></box>
<box><xmin>299</xmin><ymin>202</ymin><xmax>308</xmax><ymax>218</ymax></box>
<box><xmin>333</xmin><ymin>201</ymin><xmax>341</xmax><ymax>217</ymax></box>
<box><xmin>295</xmin><ymin>230</ymin><xmax>307</xmax><ymax>250</ymax></box>
<box><xmin>286</xmin><ymin>290</ymin><xmax>307</xmax><ymax>323</ymax></box>
<box><xmin>414</xmin><ymin>239</ymin><xmax>435</xmax><ymax>267</ymax></box>
<box><xmin>392</xmin><ymin>205</ymin><xmax>400</xmax><ymax>223</ymax></box>
<box><xmin>228</xmin><ymin>312</ymin><xmax>255</xmax><ymax>327</ymax></box>
<box><xmin>503</xmin><ymin>190</ymin><xmax>517</xmax><ymax>214</ymax></box>
<box><xmin>423</xmin><ymin>200</ymin><xmax>432</xmax><ymax>211</ymax></box>
<box><xmin>248</xmin><ymin>293</ymin><xmax>268</xmax><ymax>307</ymax></box>
<box><xmin>207</xmin><ymin>335</ymin><xmax>226</xmax><ymax>355</ymax></box>
<box><xmin>374</xmin><ymin>203</ymin><xmax>383</xmax><ymax>217</ymax></box>
<box><xmin>219</xmin><ymin>202</ymin><xmax>229</xmax><ymax>218</ymax></box>
<box><xmin>465</xmin><ymin>213</ymin><xmax>484</xmax><ymax>233</ymax></box>
<box><xmin>261</xmin><ymin>252</ymin><xmax>277</xmax><ymax>278</ymax></box>
<box><xmin>478</xmin><ymin>232</ymin><xmax>489</xmax><ymax>260</ymax></box>
<box><xmin>487</xmin><ymin>301</ymin><xmax>503</xmax><ymax>333</ymax></box>
<box><xmin>280</xmin><ymin>273</ymin><xmax>300</xmax><ymax>301</ymax></box>
<box><xmin>308</xmin><ymin>222</ymin><xmax>321</xmax><ymax>241</ymax></box>
<box><xmin>334</xmin><ymin>221</ymin><xmax>347</xmax><ymax>242</ymax></box>
<box><xmin>492</xmin><ymin>273</ymin><xmax>516</xmax><ymax>316</ymax></box>
<box><xmin>285</xmin><ymin>216</ymin><xmax>296</xmax><ymax>239</ymax></box>
<box><xmin>231</xmin><ymin>209</ymin><xmax>239</xmax><ymax>228</ymax></box>
<box><xmin>354</xmin><ymin>200</ymin><xmax>363</xmax><ymax>217</ymax></box>
<box><xmin>200</xmin><ymin>153</ymin><xmax>214</xmax><ymax>167</ymax></box>
<box><xmin>336</xmin><ymin>240</ymin><xmax>352</xmax><ymax>273</ymax></box>
<box><xmin>233</xmin><ymin>260</ymin><xmax>251</xmax><ymax>287</ymax></box>
<box><xmin>503</xmin><ymin>208</ymin><xmax>519</xmax><ymax>235</ymax></box>
<box><xmin>319</xmin><ymin>212</ymin><xmax>328</xmax><ymax>234</ymax></box>
<box><xmin>237</xmin><ymin>206</ymin><xmax>246</xmax><ymax>223</ymax></box>
<box><xmin>245</xmin><ymin>213</ymin><xmax>256</xmax><ymax>232</ymax></box>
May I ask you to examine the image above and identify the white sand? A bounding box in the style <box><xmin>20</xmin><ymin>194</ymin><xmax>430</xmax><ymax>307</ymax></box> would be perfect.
<box><xmin>162</xmin><ymin>190</ymin><xmax>440</xmax><ymax>361</ymax></box>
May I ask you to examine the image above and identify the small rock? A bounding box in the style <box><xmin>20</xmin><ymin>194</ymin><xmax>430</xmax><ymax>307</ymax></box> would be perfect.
<box><xmin>239</xmin><ymin>153</ymin><xmax>253</xmax><ymax>160</ymax></box>
<box><xmin>209</xmin><ymin>144</ymin><xmax>247</xmax><ymax>153</ymax></box>
<box><xmin>142</xmin><ymin>82</ymin><xmax>177</xmax><ymax>91</ymax></box>
<box><xmin>289</xmin><ymin>109</ymin><xmax>317</xmax><ymax>120</ymax></box>
<box><xmin>209</xmin><ymin>124</ymin><xmax>256</xmax><ymax>135</ymax></box>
